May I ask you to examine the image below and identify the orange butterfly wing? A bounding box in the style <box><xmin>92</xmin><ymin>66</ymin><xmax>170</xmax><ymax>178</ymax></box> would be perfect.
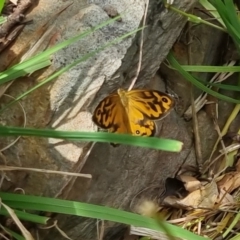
<box><xmin>92</xmin><ymin>93</ymin><xmax>131</xmax><ymax>134</ymax></box>
<box><xmin>122</xmin><ymin>89</ymin><xmax>175</xmax><ymax>120</ymax></box>
<box><xmin>92</xmin><ymin>89</ymin><xmax>175</xmax><ymax>136</ymax></box>
<box><xmin>118</xmin><ymin>89</ymin><xmax>175</xmax><ymax>136</ymax></box>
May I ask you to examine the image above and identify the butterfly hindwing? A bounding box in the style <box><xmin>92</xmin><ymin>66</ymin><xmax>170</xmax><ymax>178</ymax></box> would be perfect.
<box><xmin>129</xmin><ymin>119</ymin><xmax>156</xmax><ymax>136</ymax></box>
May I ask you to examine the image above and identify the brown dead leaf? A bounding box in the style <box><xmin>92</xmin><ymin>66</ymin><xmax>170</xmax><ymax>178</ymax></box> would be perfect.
<box><xmin>162</xmin><ymin>181</ymin><xmax>218</xmax><ymax>210</ymax></box>
<box><xmin>217</xmin><ymin>172</ymin><xmax>240</xmax><ymax>193</ymax></box>
<box><xmin>162</xmin><ymin>196</ymin><xmax>182</xmax><ymax>208</ymax></box>
<box><xmin>177</xmin><ymin>189</ymin><xmax>204</xmax><ymax>209</ymax></box>
<box><xmin>217</xmin><ymin>189</ymin><xmax>234</xmax><ymax>206</ymax></box>
<box><xmin>178</xmin><ymin>175</ymin><xmax>201</xmax><ymax>192</ymax></box>
<box><xmin>10</xmin><ymin>0</ymin><xmax>18</xmax><ymax>5</ymax></box>
<box><xmin>163</xmin><ymin>191</ymin><xmax>208</xmax><ymax>210</ymax></box>
<box><xmin>191</xmin><ymin>181</ymin><xmax>218</xmax><ymax>208</ymax></box>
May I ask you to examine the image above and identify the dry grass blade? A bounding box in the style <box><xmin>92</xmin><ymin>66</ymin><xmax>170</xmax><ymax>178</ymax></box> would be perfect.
<box><xmin>203</xmin><ymin>104</ymin><xmax>240</xmax><ymax>175</ymax></box>
<box><xmin>40</xmin><ymin>220</ymin><xmax>73</xmax><ymax>240</ymax></box>
<box><xmin>128</xmin><ymin>0</ymin><xmax>149</xmax><ymax>90</ymax></box>
<box><xmin>0</xmin><ymin>165</ymin><xmax>92</xmax><ymax>178</ymax></box>
<box><xmin>53</xmin><ymin>221</ymin><xmax>73</xmax><ymax>240</ymax></box>
<box><xmin>0</xmin><ymin>224</ymin><xmax>10</xmax><ymax>240</ymax></box>
<box><xmin>130</xmin><ymin>226</ymin><xmax>180</xmax><ymax>240</ymax></box>
<box><xmin>0</xmin><ymin>230</ymin><xmax>11</xmax><ymax>240</ymax></box>
<box><xmin>184</xmin><ymin>60</ymin><xmax>236</xmax><ymax>120</ymax></box>
<box><xmin>219</xmin><ymin>143</ymin><xmax>240</xmax><ymax>154</ymax></box>
<box><xmin>0</xmin><ymin>201</ymin><xmax>34</xmax><ymax>240</ymax></box>
<box><xmin>97</xmin><ymin>220</ymin><xmax>105</xmax><ymax>240</ymax></box>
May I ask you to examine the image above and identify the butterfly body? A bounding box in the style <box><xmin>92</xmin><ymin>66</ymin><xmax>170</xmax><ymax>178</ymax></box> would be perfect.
<box><xmin>92</xmin><ymin>89</ymin><xmax>174</xmax><ymax>136</ymax></box>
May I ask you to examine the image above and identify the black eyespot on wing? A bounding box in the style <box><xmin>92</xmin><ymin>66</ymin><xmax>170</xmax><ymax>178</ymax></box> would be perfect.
<box><xmin>134</xmin><ymin>120</ymin><xmax>156</xmax><ymax>137</ymax></box>
<box><xmin>136</xmin><ymin>130</ymin><xmax>140</xmax><ymax>135</ymax></box>
<box><xmin>162</xmin><ymin>97</ymin><xmax>169</xmax><ymax>103</ymax></box>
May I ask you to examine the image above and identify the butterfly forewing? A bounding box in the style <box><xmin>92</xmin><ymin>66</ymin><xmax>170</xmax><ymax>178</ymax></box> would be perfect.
<box><xmin>127</xmin><ymin>90</ymin><xmax>174</xmax><ymax>120</ymax></box>
<box><xmin>92</xmin><ymin>93</ymin><xmax>131</xmax><ymax>134</ymax></box>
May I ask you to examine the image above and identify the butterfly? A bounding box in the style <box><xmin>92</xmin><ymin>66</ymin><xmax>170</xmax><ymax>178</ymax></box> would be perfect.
<box><xmin>92</xmin><ymin>89</ymin><xmax>175</xmax><ymax>136</ymax></box>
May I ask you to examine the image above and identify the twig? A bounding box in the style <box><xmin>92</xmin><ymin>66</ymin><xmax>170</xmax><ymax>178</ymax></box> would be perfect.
<box><xmin>186</xmin><ymin>21</ymin><xmax>202</xmax><ymax>169</ymax></box>
<box><xmin>0</xmin><ymin>24</ymin><xmax>25</xmax><ymax>53</ymax></box>
<box><xmin>0</xmin><ymin>165</ymin><xmax>92</xmax><ymax>178</ymax></box>
<box><xmin>128</xmin><ymin>0</ymin><xmax>149</xmax><ymax>91</ymax></box>
<box><xmin>0</xmin><ymin>231</ymin><xmax>10</xmax><ymax>240</ymax></box>
<box><xmin>97</xmin><ymin>220</ymin><xmax>105</xmax><ymax>240</ymax></box>
<box><xmin>130</xmin><ymin>226</ymin><xmax>180</xmax><ymax>240</ymax></box>
<box><xmin>0</xmin><ymin>0</ymin><xmax>32</xmax><ymax>38</ymax></box>
<box><xmin>53</xmin><ymin>221</ymin><xmax>73</xmax><ymax>240</ymax></box>
<box><xmin>0</xmin><ymin>201</ymin><xmax>34</xmax><ymax>240</ymax></box>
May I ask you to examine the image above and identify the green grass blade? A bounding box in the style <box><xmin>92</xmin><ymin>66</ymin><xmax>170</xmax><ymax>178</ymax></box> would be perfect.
<box><xmin>210</xmin><ymin>0</ymin><xmax>240</xmax><ymax>52</ymax></box>
<box><xmin>23</xmin><ymin>59</ymin><xmax>51</xmax><ymax>73</ymax></box>
<box><xmin>229</xmin><ymin>232</ymin><xmax>240</xmax><ymax>240</ymax></box>
<box><xmin>199</xmin><ymin>0</ymin><xmax>225</xmax><ymax>27</ymax></box>
<box><xmin>0</xmin><ymin>208</ymin><xmax>49</xmax><ymax>224</ymax></box>
<box><xmin>181</xmin><ymin>65</ymin><xmax>240</xmax><ymax>91</ymax></box>
<box><xmin>0</xmin><ymin>14</ymin><xmax>123</xmax><ymax>84</ymax></box>
<box><xmin>0</xmin><ymin>58</ymin><xmax>50</xmax><ymax>83</ymax></box>
<box><xmin>1</xmin><ymin>192</ymin><xmax>209</xmax><ymax>240</ymax></box>
<box><xmin>168</xmin><ymin>3</ymin><xmax>225</xmax><ymax>32</ymax></box>
<box><xmin>0</xmin><ymin>27</ymin><xmax>144</xmax><ymax>113</ymax></box>
<box><xmin>0</xmin><ymin>126</ymin><xmax>182</xmax><ymax>152</ymax></box>
<box><xmin>222</xmin><ymin>212</ymin><xmax>240</xmax><ymax>238</ymax></box>
<box><xmin>0</xmin><ymin>0</ymin><xmax>5</xmax><ymax>14</ymax></box>
<box><xmin>167</xmin><ymin>52</ymin><xmax>240</xmax><ymax>103</ymax></box>
<box><xmin>181</xmin><ymin>65</ymin><xmax>240</xmax><ymax>72</ymax></box>
<box><xmin>195</xmin><ymin>79</ymin><xmax>240</xmax><ymax>91</ymax></box>
<box><xmin>224</xmin><ymin>0</ymin><xmax>240</xmax><ymax>30</ymax></box>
